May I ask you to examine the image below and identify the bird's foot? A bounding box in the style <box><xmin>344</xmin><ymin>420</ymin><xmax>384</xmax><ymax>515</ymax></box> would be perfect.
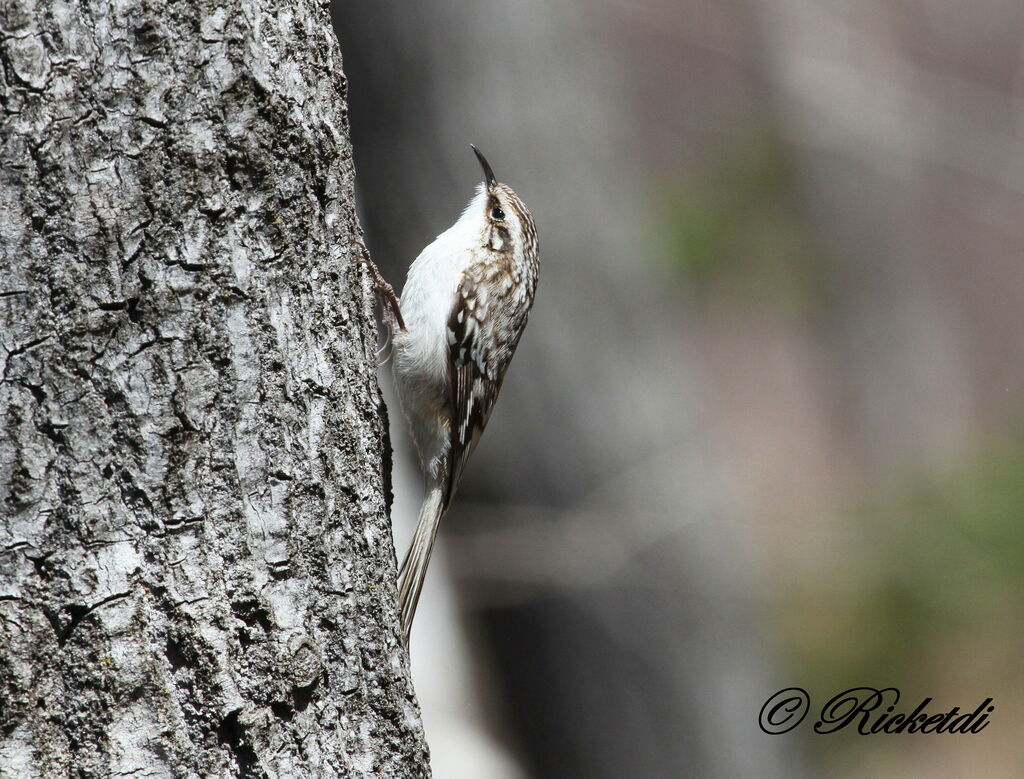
<box><xmin>349</xmin><ymin>239</ymin><xmax>406</xmax><ymax>331</ymax></box>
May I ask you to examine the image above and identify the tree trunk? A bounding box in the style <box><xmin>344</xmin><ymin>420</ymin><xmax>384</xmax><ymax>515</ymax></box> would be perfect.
<box><xmin>0</xmin><ymin>2</ymin><xmax>428</xmax><ymax>776</ymax></box>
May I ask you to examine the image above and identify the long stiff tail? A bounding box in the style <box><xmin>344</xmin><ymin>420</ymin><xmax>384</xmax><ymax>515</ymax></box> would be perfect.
<box><xmin>396</xmin><ymin>483</ymin><xmax>446</xmax><ymax>644</ymax></box>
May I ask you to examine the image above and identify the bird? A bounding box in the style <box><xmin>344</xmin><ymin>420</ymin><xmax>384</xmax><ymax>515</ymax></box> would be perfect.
<box><xmin>357</xmin><ymin>146</ymin><xmax>539</xmax><ymax>644</ymax></box>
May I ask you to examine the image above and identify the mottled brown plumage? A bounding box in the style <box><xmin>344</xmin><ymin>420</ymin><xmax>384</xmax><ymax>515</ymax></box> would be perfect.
<box><xmin>445</xmin><ymin>188</ymin><xmax>538</xmax><ymax>505</ymax></box>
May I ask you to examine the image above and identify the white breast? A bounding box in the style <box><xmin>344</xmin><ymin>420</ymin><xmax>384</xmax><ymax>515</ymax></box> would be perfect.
<box><xmin>391</xmin><ymin>189</ymin><xmax>487</xmax><ymax>471</ymax></box>
<box><xmin>394</xmin><ymin>189</ymin><xmax>487</xmax><ymax>390</ymax></box>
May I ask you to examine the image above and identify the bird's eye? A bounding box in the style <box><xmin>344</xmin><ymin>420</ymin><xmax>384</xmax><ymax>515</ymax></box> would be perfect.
<box><xmin>491</xmin><ymin>207</ymin><xmax>505</xmax><ymax>221</ymax></box>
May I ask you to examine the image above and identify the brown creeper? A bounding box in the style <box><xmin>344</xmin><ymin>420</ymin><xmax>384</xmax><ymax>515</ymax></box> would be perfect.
<box><xmin>370</xmin><ymin>146</ymin><xmax>539</xmax><ymax>643</ymax></box>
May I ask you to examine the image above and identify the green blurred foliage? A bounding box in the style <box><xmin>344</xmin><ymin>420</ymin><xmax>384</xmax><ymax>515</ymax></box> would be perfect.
<box><xmin>782</xmin><ymin>438</ymin><xmax>1024</xmax><ymax>730</ymax></box>
<box><xmin>659</xmin><ymin>133</ymin><xmax>828</xmax><ymax>312</ymax></box>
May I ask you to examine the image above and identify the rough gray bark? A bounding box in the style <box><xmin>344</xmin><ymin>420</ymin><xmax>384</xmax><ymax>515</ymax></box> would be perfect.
<box><xmin>0</xmin><ymin>2</ymin><xmax>428</xmax><ymax>777</ymax></box>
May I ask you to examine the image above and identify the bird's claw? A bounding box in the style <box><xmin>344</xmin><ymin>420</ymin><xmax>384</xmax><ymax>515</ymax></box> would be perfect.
<box><xmin>349</xmin><ymin>239</ymin><xmax>406</xmax><ymax>331</ymax></box>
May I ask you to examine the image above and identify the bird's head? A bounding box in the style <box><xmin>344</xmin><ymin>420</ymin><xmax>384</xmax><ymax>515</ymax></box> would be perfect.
<box><xmin>465</xmin><ymin>145</ymin><xmax>538</xmax><ymax>262</ymax></box>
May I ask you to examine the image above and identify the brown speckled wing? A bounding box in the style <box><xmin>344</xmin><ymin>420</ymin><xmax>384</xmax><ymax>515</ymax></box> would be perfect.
<box><xmin>444</xmin><ymin>262</ymin><xmax>532</xmax><ymax>506</ymax></box>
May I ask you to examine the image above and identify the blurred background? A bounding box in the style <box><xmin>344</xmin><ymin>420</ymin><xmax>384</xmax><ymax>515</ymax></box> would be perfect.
<box><xmin>333</xmin><ymin>1</ymin><xmax>1024</xmax><ymax>776</ymax></box>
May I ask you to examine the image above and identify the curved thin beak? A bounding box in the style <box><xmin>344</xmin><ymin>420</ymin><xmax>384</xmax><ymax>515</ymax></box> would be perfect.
<box><xmin>470</xmin><ymin>144</ymin><xmax>497</xmax><ymax>188</ymax></box>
